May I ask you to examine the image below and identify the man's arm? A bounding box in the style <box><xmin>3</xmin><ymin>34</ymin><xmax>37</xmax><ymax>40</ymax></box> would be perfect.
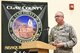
<box><xmin>48</xmin><ymin>29</ymin><xmax>54</xmax><ymax>45</ymax></box>
<box><xmin>64</xmin><ymin>26</ymin><xmax>77</xmax><ymax>48</ymax></box>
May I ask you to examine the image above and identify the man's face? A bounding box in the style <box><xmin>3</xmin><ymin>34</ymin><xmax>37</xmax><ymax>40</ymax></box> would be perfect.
<box><xmin>55</xmin><ymin>12</ymin><xmax>64</xmax><ymax>24</ymax></box>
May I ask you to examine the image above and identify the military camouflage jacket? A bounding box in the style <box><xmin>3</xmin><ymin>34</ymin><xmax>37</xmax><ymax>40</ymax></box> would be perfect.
<box><xmin>49</xmin><ymin>23</ymin><xmax>77</xmax><ymax>53</ymax></box>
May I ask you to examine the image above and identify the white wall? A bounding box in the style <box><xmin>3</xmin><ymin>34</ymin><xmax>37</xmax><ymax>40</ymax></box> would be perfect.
<box><xmin>1</xmin><ymin>0</ymin><xmax>80</xmax><ymax>53</ymax></box>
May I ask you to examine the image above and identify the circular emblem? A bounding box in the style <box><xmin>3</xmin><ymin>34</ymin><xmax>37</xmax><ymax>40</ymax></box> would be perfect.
<box><xmin>8</xmin><ymin>10</ymin><xmax>42</xmax><ymax>43</ymax></box>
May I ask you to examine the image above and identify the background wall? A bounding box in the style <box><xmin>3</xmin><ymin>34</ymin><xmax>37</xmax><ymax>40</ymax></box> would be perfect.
<box><xmin>0</xmin><ymin>0</ymin><xmax>80</xmax><ymax>53</ymax></box>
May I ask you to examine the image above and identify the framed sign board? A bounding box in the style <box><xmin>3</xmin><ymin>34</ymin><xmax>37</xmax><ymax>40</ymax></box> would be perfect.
<box><xmin>1</xmin><ymin>1</ymin><xmax>48</xmax><ymax>53</ymax></box>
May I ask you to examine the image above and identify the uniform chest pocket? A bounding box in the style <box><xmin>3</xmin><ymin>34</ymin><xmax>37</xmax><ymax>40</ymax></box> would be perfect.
<box><xmin>60</xmin><ymin>32</ymin><xmax>69</xmax><ymax>37</ymax></box>
<box><xmin>61</xmin><ymin>32</ymin><xmax>69</xmax><ymax>35</ymax></box>
<box><xmin>60</xmin><ymin>28</ymin><xmax>70</xmax><ymax>36</ymax></box>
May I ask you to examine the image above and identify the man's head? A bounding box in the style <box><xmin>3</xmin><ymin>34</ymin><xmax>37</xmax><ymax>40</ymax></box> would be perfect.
<box><xmin>55</xmin><ymin>11</ymin><xmax>64</xmax><ymax>25</ymax></box>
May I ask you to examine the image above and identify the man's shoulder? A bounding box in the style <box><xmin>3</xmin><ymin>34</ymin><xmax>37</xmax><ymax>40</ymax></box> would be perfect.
<box><xmin>64</xmin><ymin>23</ymin><xmax>73</xmax><ymax>28</ymax></box>
<box><xmin>51</xmin><ymin>25</ymin><xmax>57</xmax><ymax>30</ymax></box>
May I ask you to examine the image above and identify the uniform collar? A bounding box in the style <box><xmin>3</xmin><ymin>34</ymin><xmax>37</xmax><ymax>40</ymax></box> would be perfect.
<box><xmin>56</xmin><ymin>23</ymin><xmax>66</xmax><ymax>30</ymax></box>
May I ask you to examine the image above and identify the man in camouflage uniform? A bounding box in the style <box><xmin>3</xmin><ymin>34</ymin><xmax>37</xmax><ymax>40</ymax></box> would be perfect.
<box><xmin>49</xmin><ymin>11</ymin><xmax>77</xmax><ymax>53</ymax></box>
